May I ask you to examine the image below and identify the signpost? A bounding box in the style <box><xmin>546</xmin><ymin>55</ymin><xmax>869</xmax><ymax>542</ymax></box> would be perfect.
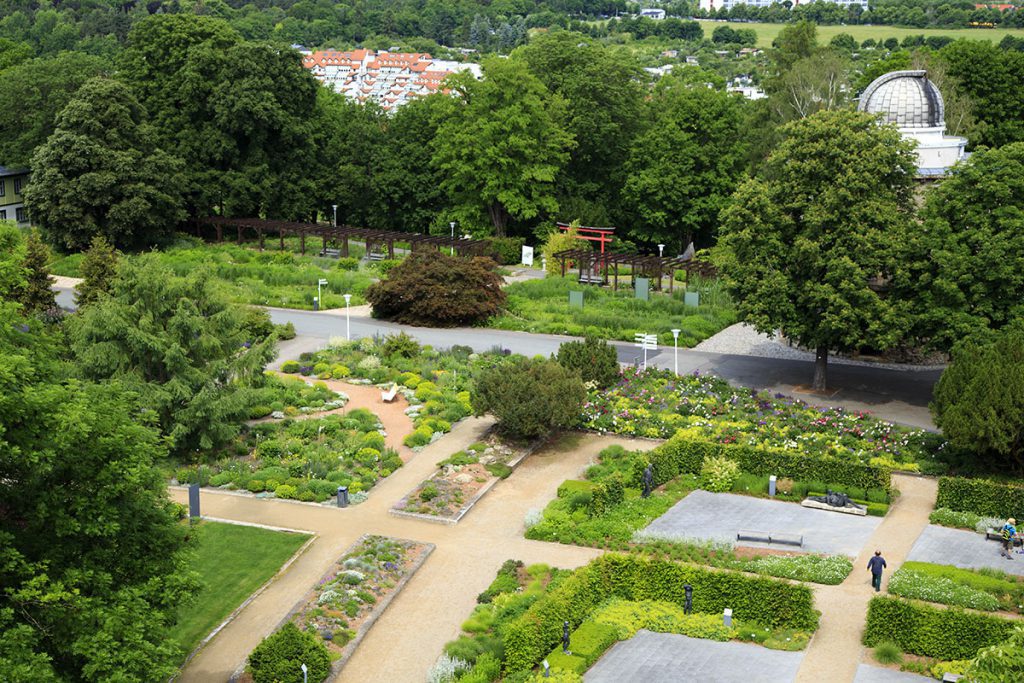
<box><xmin>634</xmin><ymin>333</ymin><xmax>658</xmax><ymax>370</ymax></box>
<box><xmin>671</xmin><ymin>328</ymin><xmax>681</xmax><ymax>375</ymax></box>
<box><xmin>316</xmin><ymin>278</ymin><xmax>328</xmax><ymax>311</ymax></box>
<box><xmin>521</xmin><ymin>245</ymin><xmax>534</xmax><ymax>267</ymax></box>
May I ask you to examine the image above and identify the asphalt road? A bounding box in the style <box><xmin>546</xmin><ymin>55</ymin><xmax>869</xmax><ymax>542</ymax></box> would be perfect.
<box><xmin>55</xmin><ymin>287</ymin><xmax>940</xmax><ymax>427</ymax></box>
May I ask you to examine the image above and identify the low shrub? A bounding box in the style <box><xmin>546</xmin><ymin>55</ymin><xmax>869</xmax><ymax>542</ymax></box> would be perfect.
<box><xmin>863</xmin><ymin>596</ymin><xmax>1016</xmax><ymax>660</ymax></box>
<box><xmin>699</xmin><ymin>455</ymin><xmax>740</xmax><ymax>493</ymax></box>
<box><xmin>280</xmin><ymin>360</ymin><xmax>301</xmax><ymax>374</ymax></box>
<box><xmin>336</xmin><ymin>257</ymin><xmax>359</xmax><ymax>271</ymax></box>
<box><xmin>931</xmin><ymin>659</ymin><xmax>971</xmax><ymax>679</ymax></box>
<box><xmin>874</xmin><ymin>641</ymin><xmax>903</xmax><ymax>665</ymax></box>
<box><xmin>555</xmin><ymin>336</ymin><xmax>620</xmax><ymax>389</ymax></box>
<box><xmin>276</xmin><ymin>321</ymin><xmax>297</xmax><ymax>340</ymax></box>
<box><xmin>472</xmin><ymin>357</ymin><xmax>586</xmax><ymax>439</ymax></box>
<box><xmin>936</xmin><ymin>477</ymin><xmax>1024</xmax><ymax>521</ymax></box>
<box><xmin>248</xmin><ymin>622</ymin><xmax>331</xmax><ymax>683</ymax></box>
<box><xmin>589</xmin><ymin>598</ymin><xmax>732</xmax><ymax>642</ymax></box>
<box><xmin>743</xmin><ymin>554</ymin><xmax>853</xmax><ymax>585</ymax></box>
<box><xmin>484</xmin><ymin>236</ymin><xmax>527</xmax><ymax>265</ymax></box>
<box><xmin>544</xmin><ymin>621</ymin><xmax>618</xmax><ymax>672</ymax></box>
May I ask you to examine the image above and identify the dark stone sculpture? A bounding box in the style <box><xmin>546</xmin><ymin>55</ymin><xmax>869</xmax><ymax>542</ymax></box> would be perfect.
<box><xmin>641</xmin><ymin>464</ymin><xmax>654</xmax><ymax>498</ymax></box>
<box><xmin>810</xmin><ymin>489</ymin><xmax>865</xmax><ymax>510</ymax></box>
<box><xmin>562</xmin><ymin>620</ymin><xmax>571</xmax><ymax>654</ymax></box>
<box><xmin>683</xmin><ymin>584</ymin><xmax>693</xmax><ymax>614</ymax></box>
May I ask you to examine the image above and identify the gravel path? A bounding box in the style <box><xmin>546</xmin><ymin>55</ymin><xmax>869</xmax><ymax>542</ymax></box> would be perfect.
<box><xmin>794</xmin><ymin>474</ymin><xmax>938</xmax><ymax>683</ymax></box>
<box><xmin>695</xmin><ymin>324</ymin><xmax>945</xmax><ymax>373</ymax></box>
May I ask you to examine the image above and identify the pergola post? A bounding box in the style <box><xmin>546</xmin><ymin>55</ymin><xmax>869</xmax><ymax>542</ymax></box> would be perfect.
<box><xmin>300</xmin><ymin>232</ymin><xmax>305</xmax><ymax>255</ymax></box>
<box><xmin>258</xmin><ymin>228</ymin><xmax>264</xmax><ymax>252</ymax></box>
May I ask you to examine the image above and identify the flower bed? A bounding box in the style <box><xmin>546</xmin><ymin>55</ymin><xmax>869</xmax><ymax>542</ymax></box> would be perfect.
<box><xmin>581</xmin><ymin>368</ymin><xmax>935</xmax><ymax>470</ymax></box>
<box><xmin>175</xmin><ymin>408</ymin><xmax>402</xmax><ymax>503</ymax></box>
<box><xmin>281</xmin><ymin>335</ymin><xmax>512</xmax><ymax>440</ymax></box>
<box><xmin>247</xmin><ymin>373</ymin><xmax>348</xmax><ymax>419</ymax></box>
<box><xmin>888</xmin><ymin>561</ymin><xmax>1024</xmax><ymax>614</ymax></box>
<box><xmin>392</xmin><ymin>435</ymin><xmax>529</xmax><ymax>522</ymax></box>
<box><xmin>284</xmin><ymin>535</ymin><xmax>433</xmax><ymax>675</ymax></box>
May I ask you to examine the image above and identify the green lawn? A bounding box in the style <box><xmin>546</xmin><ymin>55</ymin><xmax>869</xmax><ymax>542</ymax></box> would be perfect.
<box><xmin>168</xmin><ymin>521</ymin><xmax>311</xmax><ymax>659</ymax></box>
<box><xmin>490</xmin><ymin>276</ymin><xmax>737</xmax><ymax>347</ymax></box>
<box><xmin>695</xmin><ymin>20</ymin><xmax>1024</xmax><ymax>49</ymax></box>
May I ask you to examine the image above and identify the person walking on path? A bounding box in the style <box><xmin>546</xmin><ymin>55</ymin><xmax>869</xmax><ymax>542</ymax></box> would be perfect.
<box><xmin>1001</xmin><ymin>518</ymin><xmax>1017</xmax><ymax>559</ymax></box>
<box><xmin>868</xmin><ymin>550</ymin><xmax>887</xmax><ymax>592</ymax></box>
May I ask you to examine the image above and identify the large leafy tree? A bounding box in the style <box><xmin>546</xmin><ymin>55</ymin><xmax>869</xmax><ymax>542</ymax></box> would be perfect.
<box><xmin>0</xmin><ymin>52</ymin><xmax>110</xmax><ymax>167</ymax></box>
<box><xmin>516</xmin><ymin>31</ymin><xmax>644</xmax><ymax>226</ymax></box>
<box><xmin>940</xmin><ymin>40</ymin><xmax>1024</xmax><ymax>148</ymax></box>
<box><xmin>25</xmin><ymin>77</ymin><xmax>186</xmax><ymax>250</ymax></box>
<box><xmin>472</xmin><ymin>357</ymin><xmax>587</xmax><ymax>439</ymax></box>
<box><xmin>893</xmin><ymin>143</ymin><xmax>1024</xmax><ymax>350</ymax></box>
<box><xmin>69</xmin><ymin>255</ymin><xmax>276</xmax><ymax>457</ymax></box>
<box><xmin>968</xmin><ymin>625</ymin><xmax>1024</xmax><ymax>681</ymax></box>
<box><xmin>433</xmin><ymin>56</ymin><xmax>574</xmax><ymax>237</ymax></box>
<box><xmin>0</xmin><ymin>303</ymin><xmax>197</xmax><ymax>680</ymax></box>
<box><xmin>932</xmin><ymin>323</ymin><xmax>1024</xmax><ymax>473</ymax></box>
<box><xmin>715</xmin><ymin>109</ymin><xmax>917</xmax><ymax>390</ymax></box>
<box><xmin>622</xmin><ymin>72</ymin><xmax>747</xmax><ymax>250</ymax></box>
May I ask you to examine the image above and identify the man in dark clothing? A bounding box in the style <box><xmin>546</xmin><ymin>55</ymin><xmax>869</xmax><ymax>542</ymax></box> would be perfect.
<box><xmin>867</xmin><ymin>550</ymin><xmax>887</xmax><ymax>592</ymax></box>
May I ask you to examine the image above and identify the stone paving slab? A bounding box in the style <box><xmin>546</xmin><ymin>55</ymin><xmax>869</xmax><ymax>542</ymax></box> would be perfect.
<box><xmin>907</xmin><ymin>524</ymin><xmax>1024</xmax><ymax>576</ymax></box>
<box><xmin>584</xmin><ymin>630</ymin><xmax>804</xmax><ymax>683</ymax></box>
<box><xmin>641</xmin><ymin>490</ymin><xmax>882</xmax><ymax>557</ymax></box>
<box><xmin>853</xmin><ymin>663</ymin><xmax>933</xmax><ymax>682</ymax></box>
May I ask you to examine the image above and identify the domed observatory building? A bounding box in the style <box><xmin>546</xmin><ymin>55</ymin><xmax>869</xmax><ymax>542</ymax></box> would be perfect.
<box><xmin>857</xmin><ymin>70</ymin><xmax>968</xmax><ymax>178</ymax></box>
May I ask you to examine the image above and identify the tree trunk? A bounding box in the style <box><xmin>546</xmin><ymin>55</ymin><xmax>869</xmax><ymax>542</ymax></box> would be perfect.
<box><xmin>488</xmin><ymin>202</ymin><xmax>507</xmax><ymax>237</ymax></box>
<box><xmin>813</xmin><ymin>345</ymin><xmax>828</xmax><ymax>392</ymax></box>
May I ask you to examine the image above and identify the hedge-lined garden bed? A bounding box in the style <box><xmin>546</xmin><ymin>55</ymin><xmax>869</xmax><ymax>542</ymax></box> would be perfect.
<box><xmin>434</xmin><ymin>556</ymin><xmax>819</xmax><ymax>682</ymax></box>
<box><xmin>175</xmin><ymin>408</ymin><xmax>401</xmax><ymax>503</ymax></box>
<box><xmin>501</xmin><ymin>553</ymin><xmax>818</xmax><ymax>673</ymax></box>
<box><xmin>863</xmin><ymin>595</ymin><xmax>1017</xmax><ymax>660</ymax></box>
<box><xmin>936</xmin><ymin>476</ymin><xmax>1024</xmax><ymax>521</ymax></box>
<box><xmin>247</xmin><ymin>373</ymin><xmax>348</xmax><ymax>419</ymax></box>
<box><xmin>581</xmin><ymin>368</ymin><xmax>935</xmax><ymax>471</ymax></box>
<box><xmin>888</xmin><ymin>561</ymin><xmax>1024</xmax><ymax>615</ymax></box>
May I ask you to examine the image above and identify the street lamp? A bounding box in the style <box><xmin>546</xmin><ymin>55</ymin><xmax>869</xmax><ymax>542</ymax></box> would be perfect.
<box><xmin>332</xmin><ymin>204</ymin><xmax>338</xmax><ymax>228</ymax></box>
<box><xmin>317</xmin><ymin>278</ymin><xmax>328</xmax><ymax>311</ymax></box>
<box><xmin>344</xmin><ymin>293</ymin><xmax>352</xmax><ymax>340</ymax></box>
<box><xmin>301</xmin><ymin>663</ymin><xmax>308</xmax><ymax>683</ymax></box>
<box><xmin>671</xmin><ymin>328</ymin><xmax>681</xmax><ymax>376</ymax></box>
<box><xmin>449</xmin><ymin>221</ymin><xmax>456</xmax><ymax>256</ymax></box>
<box><xmin>658</xmin><ymin>243</ymin><xmax>665</xmax><ymax>257</ymax></box>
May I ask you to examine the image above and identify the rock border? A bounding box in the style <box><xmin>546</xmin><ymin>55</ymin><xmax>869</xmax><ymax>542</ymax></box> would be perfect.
<box><xmin>229</xmin><ymin>534</ymin><xmax>434</xmax><ymax>682</ymax></box>
<box><xmin>388</xmin><ymin>432</ymin><xmax>544</xmax><ymax>525</ymax></box>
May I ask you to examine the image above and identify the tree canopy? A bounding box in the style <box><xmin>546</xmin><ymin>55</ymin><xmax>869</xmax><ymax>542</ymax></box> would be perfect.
<box><xmin>715</xmin><ymin>109</ymin><xmax>917</xmax><ymax>390</ymax></box>
<box><xmin>69</xmin><ymin>256</ymin><xmax>276</xmax><ymax>456</ymax></box>
<box><xmin>433</xmin><ymin>56</ymin><xmax>574</xmax><ymax>236</ymax></box>
<box><xmin>25</xmin><ymin>77</ymin><xmax>186</xmax><ymax>250</ymax></box>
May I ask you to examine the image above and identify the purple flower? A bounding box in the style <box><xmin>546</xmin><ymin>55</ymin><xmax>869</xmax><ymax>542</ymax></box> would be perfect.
<box><xmin>16</xmin><ymin>323</ymin><xmax>30</xmax><ymax>333</ymax></box>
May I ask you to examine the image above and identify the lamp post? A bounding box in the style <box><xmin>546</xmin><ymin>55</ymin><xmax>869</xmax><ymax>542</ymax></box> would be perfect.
<box><xmin>658</xmin><ymin>243</ymin><xmax>665</xmax><ymax>257</ymax></box>
<box><xmin>301</xmin><ymin>663</ymin><xmax>308</xmax><ymax>683</ymax></box>
<box><xmin>344</xmin><ymin>293</ymin><xmax>352</xmax><ymax>340</ymax></box>
<box><xmin>671</xmin><ymin>328</ymin><xmax>681</xmax><ymax>376</ymax></box>
<box><xmin>449</xmin><ymin>221</ymin><xmax>456</xmax><ymax>256</ymax></box>
<box><xmin>332</xmin><ymin>204</ymin><xmax>337</xmax><ymax>228</ymax></box>
<box><xmin>317</xmin><ymin>278</ymin><xmax>328</xmax><ymax>311</ymax></box>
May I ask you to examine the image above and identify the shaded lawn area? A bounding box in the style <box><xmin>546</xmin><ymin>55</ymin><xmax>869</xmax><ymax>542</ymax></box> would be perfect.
<box><xmin>169</xmin><ymin>521</ymin><xmax>311</xmax><ymax>659</ymax></box>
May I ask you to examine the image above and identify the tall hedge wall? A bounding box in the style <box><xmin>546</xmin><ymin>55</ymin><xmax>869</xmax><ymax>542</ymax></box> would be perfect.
<box><xmin>502</xmin><ymin>553</ymin><xmax>818</xmax><ymax>673</ymax></box>
<box><xmin>863</xmin><ymin>596</ymin><xmax>1016</xmax><ymax>660</ymax></box>
<box><xmin>935</xmin><ymin>476</ymin><xmax>1024</xmax><ymax>520</ymax></box>
<box><xmin>630</xmin><ymin>431</ymin><xmax>892</xmax><ymax>493</ymax></box>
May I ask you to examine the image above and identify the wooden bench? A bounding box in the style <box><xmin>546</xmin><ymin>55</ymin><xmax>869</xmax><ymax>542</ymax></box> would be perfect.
<box><xmin>319</xmin><ymin>248</ymin><xmax>342</xmax><ymax>258</ymax></box>
<box><xmin>578</xmin><ymin>274</ymin><xmax>605</xmax><ymax>285</ymax></box>
<box><xmin>366</xmin><ymin>252</ymin><xmax>385</xmax><ymax>262</ymax></box>
<box><xmin>736</xmin><ymin>530</ymin><xmax>803</xmax><ymax>547</ymax></box>
<box><xmin>381</xmin><ymin>384</ymin><xmax>398</xmax><ymax>403</ymax></box>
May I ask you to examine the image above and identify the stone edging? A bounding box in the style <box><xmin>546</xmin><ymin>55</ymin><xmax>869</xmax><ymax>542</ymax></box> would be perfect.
<box><xmin>229</xmin><ymin>535</ymin><xmax>435</xmax><ymax>682</ymax></box>
<box><xmin>171</xmin><ymin>520</ymin><xmax>317</xmax><ymax>680</ymax></box>
<box><xmin>388</xmin><ymin>431</ymin><xmax>545</xmax><ymax>525</ymax></box>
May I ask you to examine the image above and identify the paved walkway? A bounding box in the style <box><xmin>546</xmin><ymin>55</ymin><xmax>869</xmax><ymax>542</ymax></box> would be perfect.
<box><xmin>908</xmin><ymin>524</ymin><xmax>1024</xmax><ymax>576</ymax></box>
<box><xmin>172</xmin><ymin>424</ymin><xmax>655</xmax><ymax>682</ymax></box>
<box><xmin>794</xmin><ymin>474</ymin><xmax>938</xmax><ymax>683</ymax></box>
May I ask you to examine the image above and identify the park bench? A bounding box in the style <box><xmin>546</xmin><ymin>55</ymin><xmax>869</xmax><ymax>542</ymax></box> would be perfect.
<box><xmin>736</xmin><ymin>530</ymin><xmax>803</xmax><ymax>547</ymax></box>
<box><xmin>366</xmin><ymin>251</ymin><xmax>385</xmax><ymax>261</ymax></box>
<box><xmin>942</xmin><ymin>673</ymin><xmax>962</xmax><ymax>682</ymax></box>
<box><xmin>577</xmin><ymin>273</ymin><xmax>605</xmax><ymax>285</ymax></box>
<box><xmin>319</xmin><ymin>248</ymin><xmax>342</xmax><ymax>258</ymax></box>
<box><xmin>381</xmin><ymin>384</ymin><xmax>398</xmax><ymax>403</ymax></box>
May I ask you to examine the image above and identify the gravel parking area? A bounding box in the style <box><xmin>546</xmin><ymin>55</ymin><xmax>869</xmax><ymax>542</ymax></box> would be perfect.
<box><xmin>640</xmin><ymin>490</ymin><xmax>881</xmax><ymax>557</ymax></box>
<box><xmin>907</xmin><ymin>524</ymin><xmax>1024</xmax><ymax>576</ymax></box>
<box><xmin>694</xmin><ymin>324</ymin><xmax>944</xmax><ymax>372</ymax></box>
<box><xmin>586</xmin><ymin>630</ymin><xmax>804</xmax><ymax>683</ymax></box>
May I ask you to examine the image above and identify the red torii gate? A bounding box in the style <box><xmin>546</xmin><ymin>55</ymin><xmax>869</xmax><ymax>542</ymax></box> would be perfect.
<box><xmin>556</xmin><ymin>222</ymin><xmax>615</xmax><ymax>254</ymax></box>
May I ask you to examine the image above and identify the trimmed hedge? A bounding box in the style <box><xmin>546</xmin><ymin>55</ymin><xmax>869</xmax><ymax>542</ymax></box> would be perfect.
<box><xmin>936</xmin><ymin>476</ymin><xmax>1024</xmax><ymax>520</ymax></box>
<box><xmin>502</xmin><ymin>553</ymin><xmax>818</xmax><ymax>673</ymax></box>
<box><xmin>631</xmin><ymin>431</ymin><xmax>892</xmax><ymax>493</ymax></box>
<box><xmin>544</xmin><ymin>621</ymin><xmax>619</xmax><ymax>674</ymax></box>
<box><xmin>863</xmin><ymin>596</ymin><xmax>1016</xmax><ymax>660</ymax></box>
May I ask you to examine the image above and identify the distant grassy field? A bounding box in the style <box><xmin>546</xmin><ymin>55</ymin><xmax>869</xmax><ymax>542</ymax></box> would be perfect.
<box><xmin>696</xmin><ymin>19</ymin><xmax>1024</xmax><ymax>48</ymax></box>
<box><xmin>168</xmin><ymin>521</ymin><xmax>310</xmax><ymax>661</ymax></box>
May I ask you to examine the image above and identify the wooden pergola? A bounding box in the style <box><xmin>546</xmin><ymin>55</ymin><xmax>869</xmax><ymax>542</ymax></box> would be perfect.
<box><xmin>553</xmin><ymin>249</ymin><xmax>713</xmax><ymax>293</ymax></box>
<box><xmin>196</xmin><ymin>217</ymin><xmax>493</xmax><ymax>258</ymax></box>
